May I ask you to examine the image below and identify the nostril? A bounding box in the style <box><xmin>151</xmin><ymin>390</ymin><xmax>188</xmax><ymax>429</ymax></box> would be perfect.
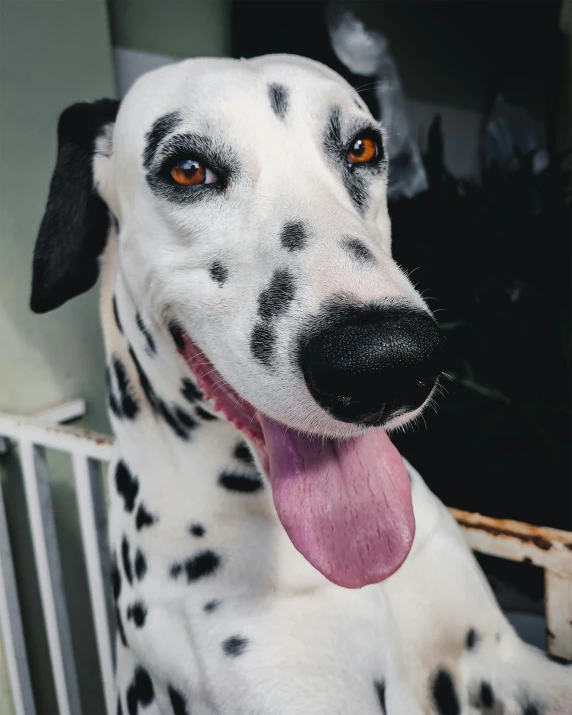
<box><xmin>299</xmin><ymin>304</ymin><xmax>446</xmax><ymax>425</ymax></box>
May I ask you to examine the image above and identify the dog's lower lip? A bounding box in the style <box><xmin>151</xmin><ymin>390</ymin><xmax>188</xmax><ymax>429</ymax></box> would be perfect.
<box><xmin>176</xmin><ymin>329</ymin><xmax>270</xmax><ymax>468</ymax></box>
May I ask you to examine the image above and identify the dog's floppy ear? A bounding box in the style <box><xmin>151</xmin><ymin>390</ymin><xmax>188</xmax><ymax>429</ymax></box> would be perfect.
<box><xmin>30</xmin><ymin>99</ymin><xmax>120</xmax><ymax>313</ymax></box>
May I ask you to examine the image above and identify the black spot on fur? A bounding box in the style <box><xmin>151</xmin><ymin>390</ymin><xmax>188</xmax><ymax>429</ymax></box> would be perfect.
<box><xmin>184</xmin><ymin>550</ymin><xmax>221</xmax><ymax>582</ymax></box>
<box><xmin>523</xmin><ymin>705</ymin><xmax>540</xmax><ymax>715</ymax></box>
<box><xmin>219</xmin><ymin>471</ymin><xmax>263</xmax><ymax>493</ymax></box>
<box><xmin>465</xmin><ymin>628</ymin><xmax>478</xmax><ymax>651</ymax></box>
<box><xmin>135</xmin><ymin>503</ymin><xmax>157</xmax><ymax>531</ymax></box>
<box><xmin>129</xmin><ymin>345</ymin><xmax>193</xmax><ymax>440</ymax></box>
<box><xmin>157</xmin><ymin>400</ymin><xmax>191</xmax><ymax>440</ymax></box>
<box><xmin>174</xmin><ymin>406</ymin><xmax>198</xmax><ymax>430</ymax></box>
<box><xmin>189</xmin><ymin>523</ymin><xmax>205</xmax><ymax>537</ymax></box>
<box><xmin>170</xmin><ymin>562</ymin><xmax>183</xmax><ymax>579</ymax></box>
<box><xmin>134</xmin><ymin>549</ymin><xmax>147</xmax><ymax>581</ymax></box>
<box><xmin>136</xmin><ymin>312</ymin><xmax>156</xmax><ymax>354</ymax></box>
<box><xmin>343</xmin><ymin>237</ymin><xmax>375</xmax><ymax>264</ymax></box>
<box><xmin>112</xmin><ymin>556</ymin><xmax>122</xmax><ymax>602</ymax></box>
<box><xmin>107</xmin><ymin>367</ymin><xmax>122</xmax><ymax>418</ymax></box>
<box><xmin>480</xmin><ymin>682</ymin><xmax>494</xmax><ymax>709</ymax></box>
<box><xmin>121</xmin><ymin>536</ymin><xmax>133</xmax><ymax>585</ymax></box>
<box><xmin>143</xmin><ymin>111</ymin><xmax>182</xmax><ymax>169</ymax></box>
<box><xmin>127</xmin><ymin>602</ymin><xmax>147</xmax><ymax>628</ymax></box>
<box><xmin>234</xmin><ymin>441</ymin><xmax>254</xmax><ymax>464</ymax></box>
<box><xmin>116</xmin><ymin>606</ymin><xmax>128</xmax><ymax>648</ymax></box>
<box><xmin>112</xmin><ymin>295</ymin><xmax>123</xmax><ymax>334</ymax></box>
<box><xmin>169</xmin><ymin>322</ymin><xmax>185</xmax><ymax>350</ymax></box>
<box><xmin>117</xmin><ymin>695</ymin><xmax>123</xmax><ymax>715</ymax></box>
<box><xmin>432</xmin><ymin>670</ymin><xmax>460</xmax><ymax>715</ymax></box>
<box><xmin>210</xmin><ymin>261</ymin><xmax>228</xmax><ymax>285</ymax></box>
<box><xmin>268</xmin><ymin>83</ymin><xmax>289</xmax><ymax>119</ymax></box>
<box><xmin>250</xmin><ymin>323</ymin><xmax>276</xmax><ymax>365</ymax></box>
<box><xmin>204</xmin><ymin>599</ymin><xmax>221</xmax><ymax>613</ymax></box>
<box><xmin>222</xmin><ymin>635</ymin><xmax>248</xmax><ymax>657</ymax></box>
<box><xmin>374</xmin><ymin>680</ymin><xmax>386</xmax><ymax>714</ymax></box>
<box><xmin>280</xmin><ymin>221</ymin><xmax>307</xmax><ymax>251</ymax></box>
<box><xmin>181</xmin><ymin>377</ymin><xmax>203</xmax><ymax>403</ymax></box>
<box><xmin>258</xmin><ymin>269</ymin><xmax>296</xmax><ymax>321</ymax></box>
<box><xmin>115</xmin><ymin>461</ymin><xmax>139</xmax><ymax>513</ymax></box>
<box><xmin>168</xmin><ymin>685</ymin><xmax>190</xmax><ymax>715</ymax></box>
<box><xmin>196</xmin><ymin>405</ymin><xmax>217</xmax><ymax>421</ymax></box>
<box><xmin>113</xmin><ymin>357</ymin><xmax>139</xmax><ymax>419</ymax></box>
<box><xmin>127</xmin><ymin>666</ymin><xmax>155</xmax><ymax>715</ymax></box>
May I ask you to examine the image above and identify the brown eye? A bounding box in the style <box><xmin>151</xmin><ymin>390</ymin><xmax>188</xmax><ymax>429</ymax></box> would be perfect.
<box><xmin>348</xmin><ymin>136</ymin><xmax>378</xmax><ymax>165</ymax></box>
<box><xmin>170</xmin><ymin>159</ymin><xmax>213</xmax><ymax>186</ymax></box>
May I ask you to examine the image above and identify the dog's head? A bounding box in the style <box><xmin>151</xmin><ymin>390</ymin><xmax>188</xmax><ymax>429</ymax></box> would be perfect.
<box><xmin>31</xmin><ymin>55</ymin><xmax>445</xmax><ymax>588</ymax></box>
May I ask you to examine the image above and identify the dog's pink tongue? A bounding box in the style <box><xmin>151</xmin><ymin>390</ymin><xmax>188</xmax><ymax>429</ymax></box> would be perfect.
<box><xmin>259</xmin><ymin>417</ymin><xmax>415</xmax><ymax>589</ymax></box>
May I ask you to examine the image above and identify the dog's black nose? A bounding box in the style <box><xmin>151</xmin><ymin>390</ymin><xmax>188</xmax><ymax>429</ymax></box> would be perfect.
<box><xmin>299</xmin><ymin>305</ymin><xmax>445</xmax><ymax>425</ymax></box>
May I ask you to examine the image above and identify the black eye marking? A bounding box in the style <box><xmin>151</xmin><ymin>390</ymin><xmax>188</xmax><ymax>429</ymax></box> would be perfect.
<box><xmin>222</xmin><ymin>635</ymin><xmax>248</xmax><ymax>657</ymax></box>
<box><xmin>115</xmin><ymin>461</ymin><xmax>139</xmax><ymax>513</ymax></box>
<box><xmin>189</xmin><ymin>523</ymin><xmax>205</xmax><ymax>537</ymax></box>
<box><xmin>432</xmin><ymin>669</ymin><xmax>460</xmax><ymax>715</ymax></box>
<box><xmin>323</xmin><ymin>106</ymin><xmax>385</xmax><ymax>213</ymax></box>
<box><xmin>169</xmin><ymin>321</ymin><xmax>185</xmax><ymax>350</ymax></box>
<box><xmin>204</xmin><ymin>599</ymin><xmax>221</xmax><ymax>613</ymax></box>
<box><xmin>146</xmin><ymin>132</ymin><xmax>239</xmax><ymax>205</ymax></box>
<box><xmin>234</xmin><ymin>441</ymin><xmax>254</xmax><ymax>464</ymax></box>
<box><xmin>250</xmin><ymin>323</ymin><xmax>276</xmax><ymax>366</ymax></box>
<box><xmin>135</xmin><ymin>503</ymin><xmax>157</xmax><ymax>531</ymax></box>
<box><xmin>268</xmin><ymin>83</ymin><xmax>289</xmax><ymax>120</ymax></box>
<box><xmin>465</xmin><ymin>628</ymin><xmax>478</xmax><ymax>650</ymax></box>
<box><xmin>127</xmin><ymin>666</ymin><xmax>155</xmax><ymax>715</ymax></box>
<box><xmin>121</xmin><ymin>535</ymin><xmax>133</xmax><ymax>585</ymax></box>
<box><xmin>181</xmin><ymin>377</ymin><xmax>203</xmax><ymax>403</ymax></box>
<box><xmin>127</xmin><ymin>601</ymin><xmax>147</xmax><ymax>627</ymax></box>
<box><xmin>342</xmin><ymin>237</ymin><xmax>375</xmax><ymax>264</ymax></box>
<box><xmin>258</xmin><ymin>269</ymin><xmax>296</xmax><ymax>321</ymax></box>
<box><xmin>479</xmin><ymin>682</ymin><xmax>494</xmax><ymax>709</ymax></box>
<box><xmin>136</xmin><ymin>312</ymin><xmax>156</xmax><ymax>354</ymax></box>
<box><xmin>168</xmin><ymin>685</ymin><xmax>190</xmax><ymax>715</ymax></box>
<box><xmin>280</xmin><ymin>221</ymin><xmax>307</xmax><ymax>251</ymax></box>
<box><xmin>219</xmin><ymin>471</ymin><xmax>264</xmax><ymax>493</ymax></box>
<box><xmin>134</xmin><ymin>549</ymin><xmax>147</xmax><ymax>581</ymax></box>
<box><xmin>196</xmin><ymin>405</ymin><xmax>217</xmax><ymax>421</ymax></box>
<box><xmin>374</xmin><ymin>680</ymin><xmax>386</xmax><ymax>714</ymax></box>
<box><xmin>112</xmin><ymin>296</ymin><xmax>123</xmax><ymax>334</ymax></box>
<box><xmin>210</xmin><ymin>261</ymin><xmax>228</xmax><ymax>285</ymax></box>
<box><xmin>143</xmin><ymin>111</ymin><xmax>182</xmax><ymax>169</ymax></box>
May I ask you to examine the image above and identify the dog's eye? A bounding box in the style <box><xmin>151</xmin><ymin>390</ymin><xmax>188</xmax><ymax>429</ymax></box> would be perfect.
<box><xmin>170</xmin><ymin>159</ymin><xmax>218</xmax><ymax>187</ymax></box>
<box><xmin>347</xmin><ymin>135</ymin><xmax>378</xmax><ymax>165</ymax></box>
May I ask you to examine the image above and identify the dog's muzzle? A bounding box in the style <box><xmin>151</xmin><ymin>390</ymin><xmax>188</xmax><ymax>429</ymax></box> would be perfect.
<box><xmin>299</xmin><ymin>305</ymin><xmax>445</xmax><ymax>426</ymax></box>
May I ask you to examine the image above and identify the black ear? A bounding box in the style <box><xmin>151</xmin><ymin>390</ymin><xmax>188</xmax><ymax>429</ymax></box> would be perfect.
<box><xmin>30</xmin><ymin>99</ymin><xmax>120</xmax><ymax>313</ymax></box>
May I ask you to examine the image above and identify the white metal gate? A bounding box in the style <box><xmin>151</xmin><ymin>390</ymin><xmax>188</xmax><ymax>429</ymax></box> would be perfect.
<box><xmin>0</xmin><ymin>409</ymin><xmax>571</xmax><ymax>715</ymax></box>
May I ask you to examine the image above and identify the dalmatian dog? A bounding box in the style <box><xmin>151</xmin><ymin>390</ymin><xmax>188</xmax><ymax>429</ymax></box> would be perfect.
<box><xmin>30</xmin><ymin>55</ymin><xmax>571</xmax><ymax>714</ymax></box>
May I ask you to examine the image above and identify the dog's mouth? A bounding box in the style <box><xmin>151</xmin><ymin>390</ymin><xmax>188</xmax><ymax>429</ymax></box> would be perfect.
<box><xmin>181</xmin><ymin>334</ymin><xmax>415</xmax><ymax>589</ymax></box>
